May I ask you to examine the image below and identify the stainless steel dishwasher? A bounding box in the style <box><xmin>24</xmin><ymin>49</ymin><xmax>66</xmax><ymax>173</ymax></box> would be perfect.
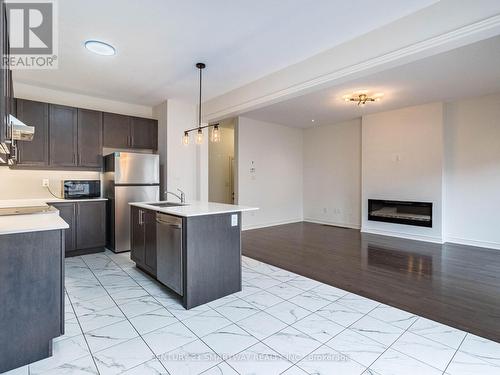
<box><xmin>156</xmin><ymin>213</ymin><xmax>183</xmax><ymax>295</ymax></box>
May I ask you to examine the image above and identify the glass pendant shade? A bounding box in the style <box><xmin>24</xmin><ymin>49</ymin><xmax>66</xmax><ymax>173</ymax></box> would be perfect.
<box><xmin>182</xmin><ymin>132</ymin><xmax>189</xmax><ymax>145</ymax></box>
<box><xmin>195</xmin><ymin>128</ymin><xmax>203</xmax><ymax>144</ymax></box>
<box><xmin>211</xmin><ymin>125</ymin><xmax>221</xmax><ymax>143</ymax></box>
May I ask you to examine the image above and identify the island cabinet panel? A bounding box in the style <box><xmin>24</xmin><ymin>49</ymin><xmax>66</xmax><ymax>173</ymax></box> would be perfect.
<box><xmin>49</xmin><ymin>201</ymin><xmax>106</xmax><ymax>257</ymax></box>
<box><xmin>77</xmin><ymin>108</ymin><xmax>103</xmax><ymax>168</ymax></box>
<box><xmin>49</xmin><ymin>104</ymin><xmax>78</xmax><ymax>167</ymax></box>
<box><xmin>15</xmin><ymin>99</ymin><xmax>49</xmax><ymax>166</ymax></box>
<box><xmin>103</xmin><ymin>112</ymin><xmax>131</xmax><ymax>149</ymax></box>
<box><xmin>130</xmin><ymin>207</ymin><xmax>157</xmax><ymax>276</ymax></box>
<box><xmin>143</xmin><ymin>210</ymin><xmax>157</xmax><ymax>274</ymax></box>
<box><xmin>130</xmin><ymin>206</ymin><xmax>145</xmax><ymax>264</ymax></box>
<box><xmin>183</xmin><ymin>212</ymin><xmax>242</xmax><ymax>309</ymax></box>
<box><xmin>0</xmin><ymin>229</ymin><xmax>64</xmax><ymax>373</ymax></box>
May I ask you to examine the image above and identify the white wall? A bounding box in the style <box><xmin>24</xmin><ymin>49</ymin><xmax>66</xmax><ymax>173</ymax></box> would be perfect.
<box><xmin>165</xmin><ymin>99</ymin><xmax>208</xmax><ymax>202</ymax></box>
<box><xmin>361</xmin><ymin>102</ymin><xmax>444</xmax><ymax>242</ymax></box>
<box><xmin>237</xmin><ymin>117</ymin><xmax>303</xmax><ymax>229</ymax></box>
<box><xmin>303</xmin><ymin>119</ymin><xmax>361</xmax><ymax>228</ymax></box>
<box><xmin>444</xmin><ymin>93</ymin><xmax>500</xmax><ymax>249</ymax></box>
<box><xmin>209</xmin><ymin>122</ymin><xmax>235</xmax><ymax>204</ymax></box>
<box><xmin>0</xmin><ymin>169</ymin><xmax>100</xmax><ymax>199</ymax></box>
<box><xmin>15</xmin><ymin>83</ymin><xmax>153</xmax><ymax>118</ymax></box>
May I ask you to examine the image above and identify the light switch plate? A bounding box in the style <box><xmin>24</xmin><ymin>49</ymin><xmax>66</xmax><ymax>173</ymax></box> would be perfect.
<box><xmin>231</xmin><ymin>214</ymin><xmax>238</xmax><ymax>227</ymax></box>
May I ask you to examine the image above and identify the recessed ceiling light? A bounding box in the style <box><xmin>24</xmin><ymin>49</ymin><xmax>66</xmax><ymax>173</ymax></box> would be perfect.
<box><xmin>311</xmin><ymin>119</ymin><xmax>315</xmax><ymax>122</ymax></box>
<box><xmin>84</xmin><ymin>40</ymin><xmax>116</xmax><ymax>56</ymax></box>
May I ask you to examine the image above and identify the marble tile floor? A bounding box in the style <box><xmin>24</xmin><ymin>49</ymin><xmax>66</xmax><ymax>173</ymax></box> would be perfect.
<box><xmin>5</xmin><ymin>250</ymin><xmax>500</xmax><ymax>375</ymax></box>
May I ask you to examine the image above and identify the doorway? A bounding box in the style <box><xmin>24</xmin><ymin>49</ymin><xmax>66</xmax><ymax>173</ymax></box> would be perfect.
<box><xmin>208</xmin><ymin>118</ymin><xmax>235</xmax><ymax>204</ymax></box>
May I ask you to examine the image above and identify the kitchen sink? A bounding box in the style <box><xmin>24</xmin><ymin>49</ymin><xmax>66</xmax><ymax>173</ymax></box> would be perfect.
<box><xmin>149</xmin><ymin>202</ymin><xmax>186</xmax><ymax>208</ymax></box>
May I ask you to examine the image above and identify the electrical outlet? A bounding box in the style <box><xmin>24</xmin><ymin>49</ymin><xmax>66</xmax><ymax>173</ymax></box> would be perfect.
<box><xmin>42</xmin><ymin>179</ymin><xmax>49</xmax><ymax>187</ymax></box>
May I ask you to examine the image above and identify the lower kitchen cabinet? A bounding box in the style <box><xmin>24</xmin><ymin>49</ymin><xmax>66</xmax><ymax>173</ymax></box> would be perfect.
<box><xmin>53</xmin><ymin>202</ymin><xmax>76</xmax><ymax>252</ymax></box>
<box><xmin>50</xmin><ymin>200</ymin><xmax>106</xmax><ymax>257</ymax></box>
<box><xmin>130</xmin><ymin>206</ymin><xmax>157</xmax><ymax>276</ymax></box>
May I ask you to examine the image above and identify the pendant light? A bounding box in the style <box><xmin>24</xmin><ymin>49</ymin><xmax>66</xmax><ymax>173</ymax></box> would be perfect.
<box><xmin>183</xmin><ymin>63</ymin><xmax>221</xmax><ymax>145</ymax></box>
<box><xmin>211</xmin><ymin>124</ymin><xmax>221</xmax><ymax>143</ymax></box>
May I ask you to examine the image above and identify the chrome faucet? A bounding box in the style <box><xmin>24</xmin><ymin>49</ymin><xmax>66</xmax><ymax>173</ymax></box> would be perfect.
<box><xmin>165</xmin><ymin>188</ymin><xmax>186</xmax><ymax>203</ymax></box>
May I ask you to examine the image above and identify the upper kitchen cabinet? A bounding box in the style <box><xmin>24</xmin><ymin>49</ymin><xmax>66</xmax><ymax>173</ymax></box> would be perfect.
<box><xmin>14</xmin><ymin>100</ymin><xmax>103</xmax><ymax>170</ymax></box>
<box><xmin>103</xmin><ymin>112</ymin><xmax>158</xmax><ymax>150</ymax></box>
<box><xmin>0</xmin><ymin>3</ymin><xmax>13</xmax><ymax>145</ymax></box>
<box><xmin>15</xmin><ymin>99</ymin><xmax>49</xmax><ymax>166</ymax></box>
<box><xmin>49</xmin><ymin>104</ymin><xmax>78</xmax><ymax>167</ymax></box>
<box><xmin>130</xmin><ymin>117</ymin><xmax>158</xmax><ymax>149</ymax></box>
<box><xmin>103</xmin><ymin>112</ymin><xmax>131</xmax><ymax>149</ymax></box>
<box><xmin>77</xmin><ymin>108</ymin><xmax>102</xmax><ymax>168</ymax></box>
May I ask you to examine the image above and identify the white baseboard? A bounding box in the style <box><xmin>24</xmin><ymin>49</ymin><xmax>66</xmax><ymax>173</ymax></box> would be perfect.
<box><xmin>361</xmin><ymin>227</ymin><xmax>444</xmax><ymax>244</ymax></box>
<box><xmin>242</xmin><ymin>218</ymin><xmax>303</xmax><ymax>231</ymax></box>
<box><xmin>445</xmin><ymin>236</ymin><xmax>500</xmax><ymax>251</ymax></box>
<box><xmin>303</xmin><ymin>218</ymin><xmax>361</xmax><ymax>230</ymax></box>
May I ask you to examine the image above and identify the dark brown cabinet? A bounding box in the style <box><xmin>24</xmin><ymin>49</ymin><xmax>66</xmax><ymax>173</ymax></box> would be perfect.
<box><xmin>76</xmin><ymin>201</ymin><xmax>106</xmax><ymax>250</ymax></box>
<box><xmin>51</xmin><ymin>202</ymin><xmax>76</xmax><ymax>252</ymax></box>
<box><xmin>77</xmin><ymin>108</ymin><xmax>102</xmax><ymax>168</ymax></box>
<box><xmin>0</xmin><ymin>228</ymin><xmax>64</xmax><ymax>373</ymax></box>
<box><xmin>131</xmin><ymin>206</ymin><xmax>145</xmax><ymax>264</ymax></box>
<box><xmin>104</xmin><ymin>113</ymin><xmax>158</xmax><ymax>150</ymax></box>
<box><xmin>12</xmin><ymin>98</ymin><xmax>158</xmax><ymax>169</ymax></box>
<box><xmin>49</xmin><ymin>200</ymin><xmax>106</xmax><ymax>257</ymax></box>
<box><xmin>131</xmin><ymin>207</ymin><xmax>157</xmax><ymax>276</ymax></box>
<box><xmin>0</xmin><ymin>2</ymin><xmax>12</xmax><ymax>145</ymax></box>
<box><xmin>15</xmin><ymin>99</ymin><xmax>49</xmax><ymax>166</ymax></box>
<box><xmin>49</xmin><ymin>104</ymin><xmax>78</xmax><ymax>167</ymax></box>
<box><xmin>103</xmin><ymin>112</ymin><xmax>131</xmax><ymax>149</ymax></box>
<box><xmin>131</xmin><ymin>117</ymin><xmax>158</xmax><ymax>149</ymax></box>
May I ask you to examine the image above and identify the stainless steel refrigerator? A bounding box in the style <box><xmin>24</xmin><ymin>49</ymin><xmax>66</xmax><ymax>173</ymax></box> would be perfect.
<box><xmin>104</xmin><ymin>152</ymin><xmax>160</xmax><ymax>253</ymax></box>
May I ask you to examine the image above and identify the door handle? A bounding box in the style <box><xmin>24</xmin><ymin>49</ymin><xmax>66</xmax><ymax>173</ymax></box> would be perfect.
<box><xmin>138</xmin><ymin>210</ymin><xmax>143</xmax><ymax>225</ymax></box>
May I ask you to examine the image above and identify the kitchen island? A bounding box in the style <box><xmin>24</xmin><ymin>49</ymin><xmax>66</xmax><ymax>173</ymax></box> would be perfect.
<box><xmin>129</xmin><ymin>201</ymin><xmax>257</xmax><ymax>309</ymax></box>
<box><xmin>0</xmin><ymin>203</ymin><xmax>68</xmax><ymax>373</ymax></box>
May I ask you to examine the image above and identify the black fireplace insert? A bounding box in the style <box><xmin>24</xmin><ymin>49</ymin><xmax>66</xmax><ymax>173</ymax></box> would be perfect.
<box><xmin>368</xmin><ymin>199</ymin><xmax>432</xmax><ymax>228</ymax></box>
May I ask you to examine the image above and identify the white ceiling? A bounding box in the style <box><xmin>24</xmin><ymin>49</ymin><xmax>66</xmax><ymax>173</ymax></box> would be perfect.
<box><xmin>242</xmin><ymin>35</ymin><xmax>500</xmax><ymax>128</ymax></box>
<box><xmin>13</xmin><ymin>0</ymin><xmax>439</xmax><ymax>106</ymax></box>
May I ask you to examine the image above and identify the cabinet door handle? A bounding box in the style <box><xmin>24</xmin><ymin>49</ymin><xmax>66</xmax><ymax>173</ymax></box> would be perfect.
<box><xmin>139</xmin><ymin>210</ymin><xmax>143</xmax><ymax>225</ymax></box>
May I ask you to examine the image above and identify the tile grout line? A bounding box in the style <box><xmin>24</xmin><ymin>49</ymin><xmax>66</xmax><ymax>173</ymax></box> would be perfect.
<box><xmin>442</xmin><ymin>333</ymin><xmax>469</xmax><ymax>374</ymax></box>
<box><xmin>80</xmin><ymin>253</ymin><xmax>173</xmax><ymax>375</ymax></box>
<box><xmin>244</xmin><ymin>257</ymin><xmax>477</xmax><ymax>373</ymax></box>
<box><xmin>63</xmin><ymin>283</ymin><xmax>101</xmax><ymax>374</ymax></box>
<box><xmin>75</xmin><ymin>252</ymin><xmax>483</xmax><ymax>375</ymax></box>
<box><xmin>103</xmin><ymin>251</ymin><xmax>238</xmax><ymax>373</ymax></box>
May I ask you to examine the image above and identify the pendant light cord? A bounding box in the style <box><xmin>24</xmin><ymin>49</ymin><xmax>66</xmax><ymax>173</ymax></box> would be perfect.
<box><xmin>198</xmin><ymin>66</ymin><xmax>202</xmax><ymax>128</ymax></box>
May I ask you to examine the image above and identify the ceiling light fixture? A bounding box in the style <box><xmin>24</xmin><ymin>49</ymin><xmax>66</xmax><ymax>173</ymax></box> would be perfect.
<box><xmin>84</xmin><ymin>40</ymin><xmax>116</xmax><ymax>56</ymax></box>
<box><xmin>343</xmin><ymin>92</ymin><xmax>383</xmax><ymax>106</ymax></box>
<box><xmin>183</xmin><ymin>63</ymin><xmax>221</xmax><ymax>145</ymax></box>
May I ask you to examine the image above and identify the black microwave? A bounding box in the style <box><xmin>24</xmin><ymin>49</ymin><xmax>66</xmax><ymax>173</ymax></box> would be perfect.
<box><xmin>63</xmin><ymin>180</ymin><xmax>101</xmax><ymax>199</ymax></box>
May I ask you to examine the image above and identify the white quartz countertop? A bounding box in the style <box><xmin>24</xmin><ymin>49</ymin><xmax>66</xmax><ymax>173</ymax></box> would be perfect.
<box><xmin>0</xmin><ymin>198</ymin><xmax>106</xmax><ymax>235</ymax></box>
<box><xmin>0</xmin><ymin>208</ymin><xmax>69</xmax><ymax>235</ymax></box>
<box><xmin>0</xmin><ymin>197</ymin><xmax>108</xmax><ymax>208</ymax></box>
<box><xmin>129</xmin><ymin>201</ymin><xmax>258</xmax><ymax>217</ymax></box>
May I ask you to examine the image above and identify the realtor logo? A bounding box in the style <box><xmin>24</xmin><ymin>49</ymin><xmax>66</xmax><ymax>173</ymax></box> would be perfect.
<box><xmin>4</xmin><ymin>0</ymin><xmax>58</xmax><ymax>69</ymax></box>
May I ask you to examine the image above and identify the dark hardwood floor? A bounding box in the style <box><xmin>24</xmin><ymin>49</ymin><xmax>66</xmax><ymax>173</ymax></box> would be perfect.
<box><xmin>242</xmin><ymin>222</ymin><xmax>500</xmax><ymax>343</ymax></box>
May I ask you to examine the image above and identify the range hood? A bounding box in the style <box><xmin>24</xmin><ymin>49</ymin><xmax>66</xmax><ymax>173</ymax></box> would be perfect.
<box><xmin>10</xmin><ymin>114</ymin><xmax>35</xmax><ymax>141</ymax></box>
